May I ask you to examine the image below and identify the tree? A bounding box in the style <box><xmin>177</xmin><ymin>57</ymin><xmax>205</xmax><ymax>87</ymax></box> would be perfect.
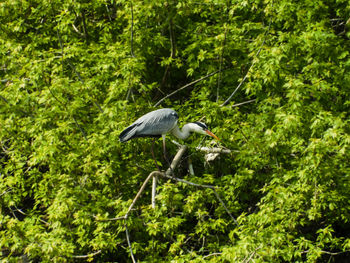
<box><xmin>1</xmin><ymin>0</ymin><xmax>350</xmax><ymax>262</ymax></box>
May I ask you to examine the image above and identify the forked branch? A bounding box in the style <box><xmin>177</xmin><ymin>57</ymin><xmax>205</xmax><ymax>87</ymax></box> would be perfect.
<box><xmin>99</xmin><ymin>145</ymin><xmax>237</xmax><ymax>262</ymax></box>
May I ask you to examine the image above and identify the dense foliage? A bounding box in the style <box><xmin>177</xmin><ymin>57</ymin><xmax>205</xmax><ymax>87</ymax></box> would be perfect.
<box><xmin>1</xmin><ymin>0</ymin><xmax>350</xmax><ymax>262</ymax></box>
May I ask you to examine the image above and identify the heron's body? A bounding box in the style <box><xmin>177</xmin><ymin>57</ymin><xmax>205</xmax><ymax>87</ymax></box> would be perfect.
<box><xmin>119</xmin><ymin>108</ymin><xmax>179</xmax><ymax>142</ymax></box>
<box><xmin>119</xmin><ymin>108</ymin><xmax>219</xmax><ymax>144</ymax></box>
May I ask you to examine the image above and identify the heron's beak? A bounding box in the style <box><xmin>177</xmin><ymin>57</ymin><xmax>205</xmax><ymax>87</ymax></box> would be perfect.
<box><xmin>205</xmin><ymin>130</ymin><xmax>220</xmax><ymax>141</ymax></box>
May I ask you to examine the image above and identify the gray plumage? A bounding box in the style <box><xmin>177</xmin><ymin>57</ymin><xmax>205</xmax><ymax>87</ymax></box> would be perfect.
<box><xmin>119</xmin><ymin>108</ymin><xmax>179</xmax><ymax>142</ymax></box>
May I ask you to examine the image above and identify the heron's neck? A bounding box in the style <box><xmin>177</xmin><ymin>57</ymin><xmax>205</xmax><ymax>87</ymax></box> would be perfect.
<box><xmin>171</xmin><ymin>124</ymin><xmax>192</xmax><ymax>140</ymax></box>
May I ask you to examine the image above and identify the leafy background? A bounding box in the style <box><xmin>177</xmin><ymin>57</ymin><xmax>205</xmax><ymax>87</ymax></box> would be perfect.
<box><xmin>1</xmin><ymin>0</ymin><xmax>350</xmax><ymax>262</ymax></box>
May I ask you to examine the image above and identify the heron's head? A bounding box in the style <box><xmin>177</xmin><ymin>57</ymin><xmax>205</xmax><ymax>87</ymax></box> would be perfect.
<box><xmin>190</xmin><ymin>122</ymin><xmax>220</xmax><ymax>141</ymax></box>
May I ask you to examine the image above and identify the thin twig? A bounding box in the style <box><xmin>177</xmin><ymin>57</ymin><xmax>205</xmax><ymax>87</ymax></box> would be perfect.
<box><xmin>98</xmin><ymin>171</ymin><xmax>163</xmax><ymax>221</ymax></box>
<box><xmin>57</xmin><ymin>28</ymin><xmax>103</xmax><ymax>113</ymax></box>
<box><xmin>96</xmin><ymin>216</ymin><xmax>125</xmax><ymax>221</ymax></box>
<box><xmin>72</xmin><ymin>23</ymin><xmax>84</xmax><ymax>36</ymax></box>
<box><xmin>302</xmin><ymin>249</ymin><xmax>350</xmax><ymax>256</ymax></box>
<box><xmin>231</xmin><ymin>99</ymin><xmax>256</xmax><ymax>108</ymax></box>
<box><xmin>130</xmin><ymin>2</ymin><xmax>135</xmax><ymax>57</ymax></box>
<box><xmin>0</xmin><ymin>188</ymin><xmax>12</xmax><ymax>197</ymax></box>
<box><xmin>56</xmin><ymin>28</ymin><xmax>64</xmax><ymax>76</ymax></box>
<box><xmin>243</xmin><ymin>245</ymin><xmax>262</xmax><ymax>263</ymax></box>
<box><xmin>105</xmin><ymin>4</ymin><xmax>112</xmax><ymax>22</ymax></box>
<box><xmin>160</xmin><ymin>17</ymin><xmax>176</xmax><ymax>89</ymax></box>
<box><xmin>72</xmin><ymin>115</ymin><xmax>87</xmax><ymax>140</ymax></box>
<box><xmin>153</xmin><ymin>69</ymin><xmax>227</xmax><ymax>107</ymax></box>
<box><xmin>203</xmin><ymin>252</ymin><xmax>222</xmax><ymax>259</ymax></box>
<box><xmin>0</xmin><ymin>95</ymin><xmax>9</xmax><ymax>104</ymax></box>
<box><xmin>72</xmin><ymin>250</ymin><xmax>102</xmax><ymax>259</ymax></box>
<box><xmin>217</xmin><ymin>26</ymin><xmax>227</xmax><ymax>102</ymax></box>
<box><xmin>126</xmin><ymin>3</ymin><xmax>135</xmax><ymax>101</ymax></box>
<box><xmin>212</xmin><ymin>190</ymin><xmax>239</xmax><ymax>226</ymax></box>
<box><xmin>125</xmin><ymin>223</ymin><xmax>137</xmax><ymax>263</ymax></box>
<box><xmin>160</xmin><ymin>173</ymin><xmax>215</xmax><ymax>189</ymax></box>
<box><xmin>126</xmin><ymin>171</ymin><xmax>162</xmax><ymax>218</ymax></box>
<box><xmin>67</xmin><ymin>63</ymin><xmax>103</xmax><ymax>113</ymax></box>
<box><xmin>11</xmin><ymin>205</ymin><xmax>49</xmax><ymax>225</ymax></box>
<box><xmin>221</xmin><ymin>20</ymin><xmax>271</xmax><ymax>107</ymax></box>
<box><xmin>151</xmin><ymin>175</ymin><xmax>157</xmax><ymax>209</ymax></box>
<box><xmin>196</xmin><ymin>147</ymin><xmax>234</xmax><ymax>154</ymax></box>
<box><xmin>56</xmin><ymin>29</ymin><xmax>88</xmax><ymax>140</ymax></box>
<box><xmin>81</xmin><ymin>9</ymin><xmax>89</xmax><ymax>41</ymax></box>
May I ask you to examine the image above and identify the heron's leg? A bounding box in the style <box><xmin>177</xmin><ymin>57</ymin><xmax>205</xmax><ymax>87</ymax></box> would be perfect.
<box><xmin>151</xmin><ymin>138</ymin><xmax>161</xmax><ymax>171</ymax></box>
<box><xmin>162</xmin><ymin>135</ymin><xmax>173</xmax><ymax>172</ymax></box>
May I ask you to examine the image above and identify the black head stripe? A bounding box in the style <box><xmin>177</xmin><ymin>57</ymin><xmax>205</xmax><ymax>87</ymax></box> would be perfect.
<box><xmin>171</xmin><ymin>111</ymin><xmax>179</xmax><ymax>119</ymax></box>
<box><xmin>193</xmin><ymin>121</ymin><xmax>208</xmax><ymax>130</ymax></box>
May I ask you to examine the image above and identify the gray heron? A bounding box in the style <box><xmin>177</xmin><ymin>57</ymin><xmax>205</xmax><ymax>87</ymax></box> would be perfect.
<box><xmin>119</xmin><ymin>108</ymin><xmax>220</xmax><ymax>162</ymax></box>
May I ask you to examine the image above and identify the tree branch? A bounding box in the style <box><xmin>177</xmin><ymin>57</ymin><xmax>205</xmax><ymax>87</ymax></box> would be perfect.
<box><xmin>231</xmin><ymin>99</ymin><xmax>256</xmax><ymax>108</ymax></box>
<box><xmin>203</xmin><ymin>252</ymin><xmax>222</xmax><ymax>259</ymax></box>
<box><xmin>153</xmin><ymin>69</ymin><xmax>226</xmax><ymax>107</ymax></box>
<box><xmin>72</xmin><ymin>250</ymin><xmax>102</xmax><ymax>259</ymax></box>
<box><xmin>196</xmin><ymin>147</ymin><xmax>234</xmax><ymax>154</ymax></box>
<box><xmin>216</xmin><ymin>26</ymin><xmax>227</xmax><ymax>102</ymax></box>
<box><xmin>125</xmin><ymin>223</ymin><xmax>137</xmax><ymax>263</ymax></box>
<box><xmin>130</xmin><ymin>2</ymin><xmax>135</xmax><ymax>57</ymax></box>
<box><xmin>221</xmin><ymin>20</ymin><xmax>271</xmax><ymax>107</ymax></box>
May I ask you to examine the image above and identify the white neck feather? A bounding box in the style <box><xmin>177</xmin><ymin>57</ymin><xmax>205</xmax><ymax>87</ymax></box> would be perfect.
<box><xmin>171</xmin><ymin>123</ymin><xmax>196</xmax><ymax>140</ymax></box>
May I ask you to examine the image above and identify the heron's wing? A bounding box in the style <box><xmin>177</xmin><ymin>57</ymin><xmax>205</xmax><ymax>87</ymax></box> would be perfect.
<box><xmin>119</xmin><ymin>108</ymin><xmax>178</xmax><ymax>142</ymax></box>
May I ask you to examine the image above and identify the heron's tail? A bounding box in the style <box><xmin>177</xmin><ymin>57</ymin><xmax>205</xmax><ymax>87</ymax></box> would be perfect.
<box><xmin>119</xmin><ymin>123</ymin><xmax>138</xmax><ymax>142</ymax></box>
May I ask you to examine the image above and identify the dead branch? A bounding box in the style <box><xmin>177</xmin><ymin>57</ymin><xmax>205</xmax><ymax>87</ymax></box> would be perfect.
<box><xmin>72</xmin><ymin>250</ymin><xmax>102</xmax><ymax>259</ymax></box>
<box><xmin>196</xmin><ymin>147</ymin><xmax>233</xmax><ymax>154</ymax></box>
<box><xmin>152</xmin><ymin>145</ymin><xmax>187</xmax><ymax>207</ymax></box>
<box><xmin>221</xmin><ymin>20</ymin><xmax>271</xmax><ymax>107</ymax></box>
<box><xmin>130</xmin><ymin>2</ymin><xmax>135</xmax><ymax>57</ymax></box>
<box><xmin>243</xmin><ymin>245</ymin><xmax>262</xmax><ymax>263</ymax></box>
<box><xmin>125</xmin><ymin>223</ymin><xmax>137</xmax><ymax>263</ymax></box>
<box><xmin>72</xmin><ymin>23</ymin><xmax>84</xmax><ymax>37</ymax></box>
<box><xmin>216</xmin><ymin>26</ymin><xmax>227</xmax><ymax>102</ymax></box>
<box><xmin>96</xmin><ymin>145</ymin><xmax>238</xmax><ymax>262</ymax></box>
<box><xmin>153</xmin><ymin>69</ymin><xmax>225</xmax><ymax>107</ymax></box>
<box><xmin>81</xmin><ymin>9</ymin><xmax>88</xmax><ymax>41</ymax></box>
<box><xmin>203</xmin><ymin>252</ymin><xmax>222</xmax><ymax>259</ymax></box>
<box><xmin>160</xmin><ymin>17</ymin><xmax>176</xmax><ymax>90</ymax></box>
<box><xmin>126</xmin><ymin>171</ymin><xmax>162</xmax><ymax>218</ymax></box>
<box><xmin>231</xmin><ymin>99</ymin><xmax>256</xmax><ymax>108</ymax></box>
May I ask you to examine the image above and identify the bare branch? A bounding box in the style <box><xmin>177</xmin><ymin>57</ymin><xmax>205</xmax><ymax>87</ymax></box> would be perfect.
<box><xmin>93</xmin><ymin>144</ymin><xmax>238</xmax><ymax>262</ymax></box>
<box><xmin>321</xmin><ymin>250</ymin><xmax>350</xmax><ymax>256</ymax></box>
<box><xmin>243</xmin><ymin>245</ymin><xmax>262</xmax><ymax>263</ymax></box>
<box><xmin>166</xmin><ymin>145</ymin><xmax>187</xmax><ymax>175</ymax></box>
<box><xmin>217</xmin><ymin>26</ymin><xmax>227</xmax><ymax>102</ymax></box>
<box><xmin>196</xmin><ymin>147</ymin><xmax>234</xmax><ymax>154</ymax></box>
<box><xmin>72</xmin><ymin>23</ymin><xmax>84</xmax><ymax>36</ymax></box>
<box><xmin>221</xmin><ymin>20</ymin><xmax>271</xmax><ymax>107</ymax></box>
<box><xmin>72</xmin><ymin>250</ymin><xmax>102</xmax><ymax>259</ymax></box>
<box><xmin>0</xmin><ymin>95</ymin><xmax>9</xmax><ymax>104</ymax></box>
<box><xmin>203</xmin><ymin>252</ymin><xmax>222</xmax><ymax>259</ymax></box>
<box><xmin>153</xmin><ymin>69</ymin><xmax>226</xmax><ymax>107</ymax></box>
<box><xmin>67</xmin><ymin>63</ymin><xmax>104</xmax><ymax>113</ymax></box>
<box><xmin>105</xmin><ymin>4</ymin><xmax>112</xmax><ymax>22</ymax></box>
<box><xmin>125</xmin><ymin>223</ymin><xmax>137</xmax><ymax>263</ymax></box>
<box><xmin>126</xmin><ymin>171</ymin><xmax>162</xmax><ymax>218</ymax></box>
<box><xmin>81</xmin><ymin>9</ymin><xmax>89</xmax><ymax>41</ymax></box>
<box><xmin>151</xmin><ymin>175</ymin><xmax>157</xmax><ymax>209</ymax></box>
<box><xmin>130</xmin><ymin>2</ymin><xmax>135</xmax><ymax>57</ymax></box>
<box><xmin>160</xmin><ymin>17</ymin><xmax>176</xmax><ymax>90</ymax></box>
<box><xmin>212</xmin><ymin>190</ymin><xmax>239</xmax><ymax>226</ymax></box>
<box><xmin>302</xmin><ymin>249</ymin><xmax>350</xmax><ymax>256</ymax></box>
<box><xmin>231</xmin><ymin>99</ymin><xmax>256</xmax><ymax>108</ymax></box>
<box><xmin>0</xmin><ymin>188</ymin><xmax>12</xmax><ymax>197</ymax></box>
